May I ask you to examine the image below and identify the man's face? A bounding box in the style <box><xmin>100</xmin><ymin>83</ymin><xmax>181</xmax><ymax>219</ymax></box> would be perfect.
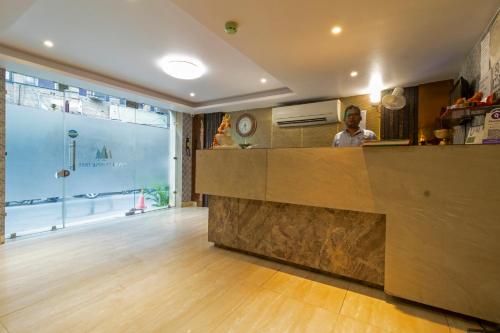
<box><xmin>345</xmin><ymin>109</ymin><xmax>361</xmax><ymax>128</ymax></box>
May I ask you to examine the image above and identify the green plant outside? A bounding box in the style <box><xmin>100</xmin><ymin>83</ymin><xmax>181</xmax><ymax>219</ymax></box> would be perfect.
<box><xmin>145</xmin><ymin>185</ymin><xmax>169</xmax><ymax>207</ymax></box>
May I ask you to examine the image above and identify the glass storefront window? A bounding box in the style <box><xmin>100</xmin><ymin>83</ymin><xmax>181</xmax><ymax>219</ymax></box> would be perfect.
<box><xmin>4</xmin><ymin>70</ymin><xmax>175</xmax><ymax>238</ymax></box>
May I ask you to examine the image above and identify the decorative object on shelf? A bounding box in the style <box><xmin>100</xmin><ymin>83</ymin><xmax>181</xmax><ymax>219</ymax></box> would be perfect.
<box><xmin>235</xmin><ymin>113</ymin><xmax>257</xmax><ymax>137</ymax></box>
<box><xmin>212</xmin><ymin>114</ymin><xmax>236</xmax><ymax>149</ymax></box>
<box><xmin>467</xmin><ymin>91</ymin><xmax>484</xmax><ymax>104</ymax></box>
<box><xmin>450</xmin><ymin>91</ymin><xmax>497</xmax><ymax>110</ymax></box>
<box><xmin>418</xmin><ymin>128</ymin><xmax>434</xmax><ymax>145</ymax></box>
<box><xmin>434</xmin><ymin>129</ymin><xmax>452</xmax><ymax>145</ymax></box>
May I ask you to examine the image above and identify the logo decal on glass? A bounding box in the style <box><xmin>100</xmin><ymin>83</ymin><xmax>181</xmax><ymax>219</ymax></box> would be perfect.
<box><xmin>96</xmin><ymin>146</ymin><xmax>112</xmax><ymax>160</ymax></box>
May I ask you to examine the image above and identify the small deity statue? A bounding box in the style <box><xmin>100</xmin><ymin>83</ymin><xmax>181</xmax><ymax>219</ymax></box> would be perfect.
<box><xmin>212</xmin><ymin>114</ymin><xmax>235</xmax><ymax>148</ymax></box>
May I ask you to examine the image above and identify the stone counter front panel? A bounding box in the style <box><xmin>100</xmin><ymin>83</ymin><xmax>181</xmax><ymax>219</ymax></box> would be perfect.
<box><xmin>208</xmin><ymin>195</ymin><xmax>385</xmax><ymax>286</ymax></box>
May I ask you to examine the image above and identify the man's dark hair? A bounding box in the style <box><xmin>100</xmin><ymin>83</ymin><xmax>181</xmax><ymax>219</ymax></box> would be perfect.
<box><xmin>344</xmin><ymin>105</ymin><xmax>361</xmax><ymax>119</ymax></box>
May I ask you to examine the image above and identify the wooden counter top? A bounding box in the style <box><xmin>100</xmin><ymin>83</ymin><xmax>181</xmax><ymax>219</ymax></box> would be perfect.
<box><xmin>196</xmin><ymin>145</ymin><xmax>500</xmax><ymax>323</ymax></box>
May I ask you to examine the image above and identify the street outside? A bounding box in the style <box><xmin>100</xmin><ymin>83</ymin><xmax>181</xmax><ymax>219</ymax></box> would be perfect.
<box><xmin>5</xmin><ymin>193</ymin><xmax>165</xmax><ymax>237</ymax></box>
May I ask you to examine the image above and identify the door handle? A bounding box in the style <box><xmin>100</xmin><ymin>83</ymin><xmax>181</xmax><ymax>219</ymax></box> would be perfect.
<box><xmin>70</xmin><ymin>140</ymin><xmax>76</xmax><ymax>171</ymax></box>
<box><xmin>55</xmin><ymin>169</ymin><xmax>70</xmax><ymax>178</ymax></box>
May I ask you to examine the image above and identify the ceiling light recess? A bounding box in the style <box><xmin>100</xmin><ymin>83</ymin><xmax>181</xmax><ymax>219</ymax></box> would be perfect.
<box><xmin>190</xmin><ymin>92</ymin><xmax>196</xmax><ymax>97</ymax></box>
<box><xmin>260</xmin><ymin>78</ymin><xmax>267</xmax><ymax>84</ymax></box>
<box><xmin>350</xmin><ymin>71</ymin><xmax>358</xmax><ymax>77</ymax></box>
<box><xmin>43</xmin><ymin>40</ymin><xmax>54</xmax><ymax>48</ymax></box>
<box><xmin>159</xmin><ymin>56</ymin><xmax>206</xmax><ymax>80</ymax></box>
<box><xmin>331</xmin><ymin>26</ymin><xmax>342</xmax><ymax>35</ymax></box>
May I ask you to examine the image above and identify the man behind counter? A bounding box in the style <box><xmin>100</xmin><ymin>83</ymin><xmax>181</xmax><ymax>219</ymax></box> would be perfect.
<box><xmin>332</xmin><ymin>105</ymin><xmax>377</xmax><ymax>147</ymax></box>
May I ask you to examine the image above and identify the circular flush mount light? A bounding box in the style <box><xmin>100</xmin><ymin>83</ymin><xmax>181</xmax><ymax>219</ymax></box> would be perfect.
<box><xmin>159</xmin><ymin>56</ymin><xmax>206</xmax><ymax>80</ymax></box>
<box><xmin>331</xmin><ymin>26</ymin><xmax>342</xmax><ymax>35</ymax></box>
<box><xmin>350</xmin><ymin>71</ymin><xmax>358</xmax><ymax>77</ymax></box>
<box><xmin>44</xmin><ymin>40</ymin><xmax>54</xmax><ymax>48</ymax></box>
<box><xmin>260</xmin><ymin>78</ymin><xmax>267</xmax><ymax>84</ymax></box>
<box><xmin>190</xmin><ymin>92</ymin><xmax>196</xmax><ymax>97</ymax></box>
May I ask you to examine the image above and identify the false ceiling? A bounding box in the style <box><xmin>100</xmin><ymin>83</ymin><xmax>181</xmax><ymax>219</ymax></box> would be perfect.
<box><xmin>0</xmin><ymin>0</ymin><xmax>498</xmax><ymax>113</ymax></box>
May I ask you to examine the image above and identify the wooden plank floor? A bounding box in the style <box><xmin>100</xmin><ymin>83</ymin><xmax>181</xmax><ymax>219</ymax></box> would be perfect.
<box><xmin>0</xmin><ymin>208</ymin><xmax>485</xmax><ymax>333</ymax></box>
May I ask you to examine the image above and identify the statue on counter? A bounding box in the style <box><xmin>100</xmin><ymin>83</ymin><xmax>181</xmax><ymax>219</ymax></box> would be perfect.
<box><xmin>212</xmin><ymin>114</ymin><xmax>236</xmax><ymax>149</ymax></box>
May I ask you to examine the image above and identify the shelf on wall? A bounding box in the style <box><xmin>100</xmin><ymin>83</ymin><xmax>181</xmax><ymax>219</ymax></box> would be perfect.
<box><xmin>440</xmin><ymin>104</ymin><xmax>500</xmax><ymax>119</ymax></box>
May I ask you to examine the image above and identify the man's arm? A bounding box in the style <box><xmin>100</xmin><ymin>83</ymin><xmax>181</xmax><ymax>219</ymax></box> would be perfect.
<box><xmin>332</xmin><ymin>133</ymin><xmax>339</xmax><ymax>147</ymax></box>
<box><xmin>366</xmin><ymin>130</ymin><xmax>378</xmax><ymax>141</ymax></box>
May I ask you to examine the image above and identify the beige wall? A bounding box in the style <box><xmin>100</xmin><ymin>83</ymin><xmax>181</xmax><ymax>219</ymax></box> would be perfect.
<box><xmin>228</xmin><ymin>107</ymin><xmax>273</xmax><ymax>148</ymax></box>
<box><xmin>459</xmin><ymin>11</ymin><xmax>499</xmax><ymax>92</ymax></box>
<box><xmin>0</xmin><ymin>68</ymin><xmax>4</xmax><ymax>244</ymax></box>
<box><xmin>226</xmin><ymin>94</ymin><xmax>380</xmax><ymax>149</ymax></box>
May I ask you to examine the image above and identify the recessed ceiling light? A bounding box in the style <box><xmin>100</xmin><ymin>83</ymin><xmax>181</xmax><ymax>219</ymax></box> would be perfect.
<box><xmin>350</xmin><ymin>71</ymin><xmax>358</xmax><ymax>77</ymax></box>
<box><xmin>43</xmin><ymin>40</ymin><xmax>54</xmax><ymax>48</ymax></box>
<box><xmin>190</xmin><ymin>92</ymin><xmax>196</xmax><ymax>97</ymax></box>
<box><xmin>260</xmin><ymin>78</ymin><xmax>267</xmax><ymax>84</ymax></box>
<box><xmin>331</xmin><ymin>26</ymin><xmax>342</xmax><ymax>35</ymax></box>
<box><xmin>158</xmin><ymin>56</ymin><xmax>206</xmax><ymax>80</ymax></box>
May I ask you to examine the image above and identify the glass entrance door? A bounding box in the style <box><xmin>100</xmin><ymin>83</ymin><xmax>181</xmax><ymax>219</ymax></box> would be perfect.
<box><xmin>62</xmin><ymin>110</ymin><xmax>137</xmax><ymax>227</ymax></box>
<box><xmin>5</xmin><ymin>103</ymin><xmax>65</xmax><ymax>237</ymax></box>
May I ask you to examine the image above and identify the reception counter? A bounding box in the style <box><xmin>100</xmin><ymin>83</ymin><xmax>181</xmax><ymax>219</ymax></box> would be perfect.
<box><xmin>196</xmin><ymin>146</ymin><xmax>500</xmax><ymax>323</ymax></box>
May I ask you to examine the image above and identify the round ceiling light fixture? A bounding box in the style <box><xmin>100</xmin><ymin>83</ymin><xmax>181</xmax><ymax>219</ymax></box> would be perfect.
<box><xmin>43</xmin><ymin>40</ymin><xmax>54</xmax><ymax>48</ymax></box>
<box><xmin>331</xmin><ymin>26</ymin><xmax>342</xmax><ymax>35</ymax></box>
<box><xmin>350</xmin><ymin>71</ymin><xmax>358</xmax><ymax>77</ymax></box>
<box><xmin>260</xmin><ymin>78</ymin><xmax>267</xmax><ymax>84</ymax></box>
<box><xmin>159</xmin><ymin>56</ymin><xmax>206</xmax><ymax>80</ymax></box>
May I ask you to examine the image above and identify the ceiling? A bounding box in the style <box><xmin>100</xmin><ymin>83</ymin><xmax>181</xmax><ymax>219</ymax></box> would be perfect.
<box><xmin>0</xmin><ymin>0</ymin><xmax>498</xmax><ymax>113</ymax></box>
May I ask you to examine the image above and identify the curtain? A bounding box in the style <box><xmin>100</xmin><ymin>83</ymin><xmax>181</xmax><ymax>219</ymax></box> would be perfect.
<box><xmin>380</xmin><ymin>86</ymin><xmax>419</xmax><ymax>144</ymax></box>
<box><xmin>203</xmin><ymin>112</ymin><xmax>224</xmax><ymax>149</ymax></box>
<box><xmin>201</xmin><ymin>112</ymin><xmax>224</xmax><ymax>207</ymax></box>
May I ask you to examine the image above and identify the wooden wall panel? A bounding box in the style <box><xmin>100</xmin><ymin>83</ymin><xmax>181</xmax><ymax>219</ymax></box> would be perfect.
<box><xmin>364</xmin><ymin>145</ymin><xmax>500</xmax><ymax>323</ymax></box>
<box><xmin>195</xmin><ymin>149</ymin><xmax>267</xmax><ymax>201</ymax></box>
<box><xmin>418</xmin><ymin>80</ymin><xmax>453</xmax><ymax>130</ymax></box>
<box><xmin>266</xmin><ymin>148</ymin><xmax>378</xmax><ymax>213</ymax></box>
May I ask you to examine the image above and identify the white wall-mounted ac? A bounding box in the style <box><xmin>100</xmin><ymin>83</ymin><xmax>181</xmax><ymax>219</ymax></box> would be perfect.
<box><xmin>272</xmin><ymin>99</ymin><xmax>341</xmax><ymax>127</ymax></box>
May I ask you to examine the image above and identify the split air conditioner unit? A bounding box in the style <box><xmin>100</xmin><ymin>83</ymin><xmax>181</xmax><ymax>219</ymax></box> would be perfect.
<box><xmin>272</xmin><ymin>99</ymin><xmax>341</xmax><ymax>127</ymax></box>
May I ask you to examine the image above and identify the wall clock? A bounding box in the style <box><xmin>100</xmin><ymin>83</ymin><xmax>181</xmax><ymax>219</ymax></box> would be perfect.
<box><xmin>235</xmin><ymin>113</ymin><xmax>257</xmax><ymax>137</ymax></box>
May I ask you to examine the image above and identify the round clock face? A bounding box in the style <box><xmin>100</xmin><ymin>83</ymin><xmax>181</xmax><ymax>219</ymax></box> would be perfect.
<box><xmin>236</xmin><ymin>114</ymin><xmax>256</xmax><ymax>137</ymax></box>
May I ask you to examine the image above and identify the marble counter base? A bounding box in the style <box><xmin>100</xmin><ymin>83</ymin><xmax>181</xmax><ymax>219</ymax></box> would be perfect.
<box><xmin>208</xmin><ymin>195</ymin><xmax>385</xmax><ymax>286</ymax></box>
